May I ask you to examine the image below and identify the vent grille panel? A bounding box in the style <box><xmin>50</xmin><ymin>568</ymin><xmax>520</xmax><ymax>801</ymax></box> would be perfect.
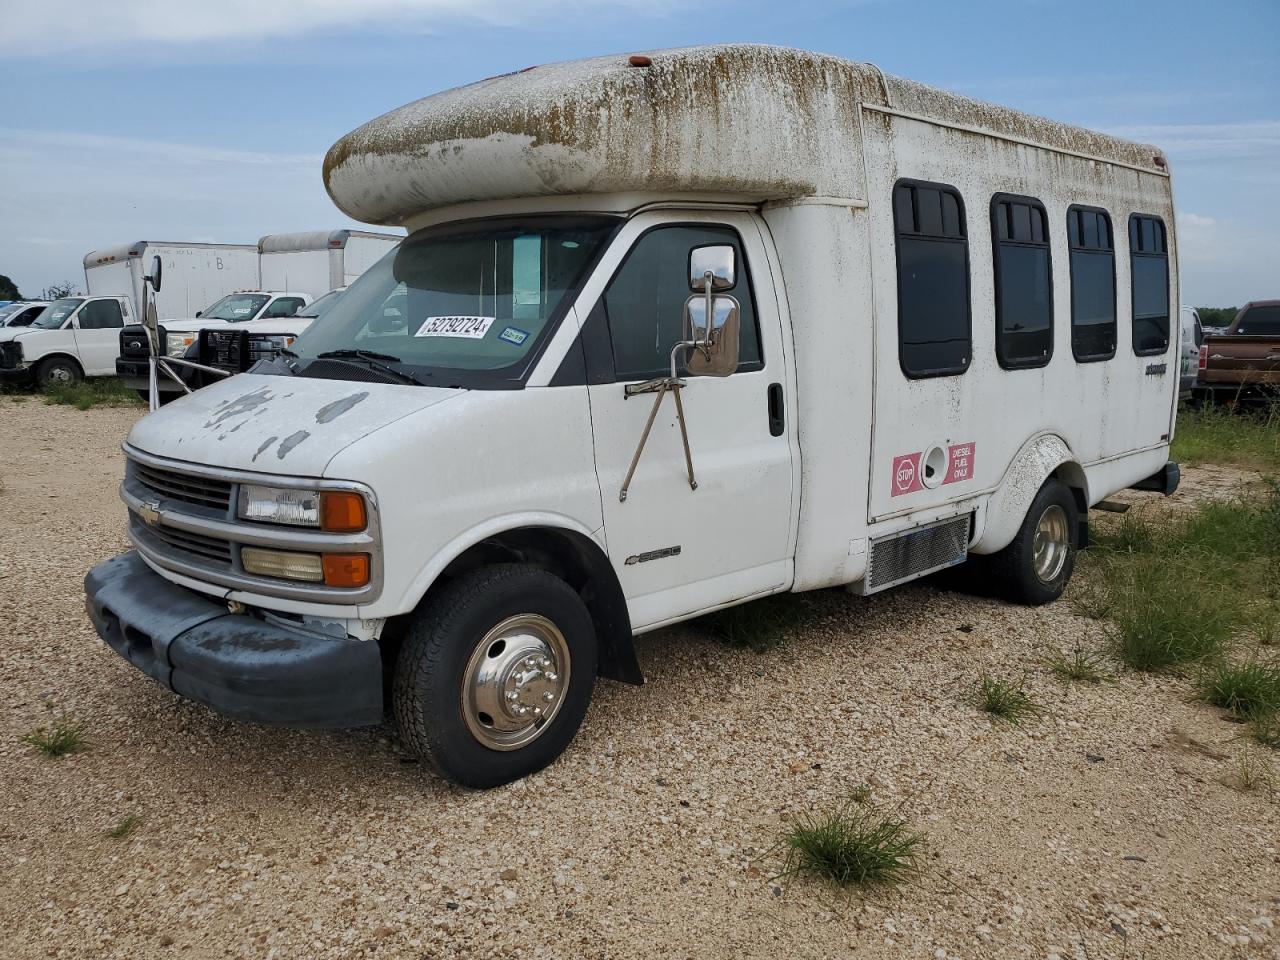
<box><xmin>864</xmin><ymin>515</ymin><xmax>970</xmax><ymax>594</ymax></box>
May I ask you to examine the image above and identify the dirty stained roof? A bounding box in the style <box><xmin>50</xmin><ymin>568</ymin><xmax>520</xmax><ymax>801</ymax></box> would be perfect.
<box><xmin>323</xmin><ymin>43</ymin><xmax>1167</xmax><ymax>225</ymax></box>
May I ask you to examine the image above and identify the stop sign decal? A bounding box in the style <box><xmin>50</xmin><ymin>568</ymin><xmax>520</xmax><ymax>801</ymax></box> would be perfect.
<box><xmin>891</xmin><ymin>453</ymin><xmax>922</xmax><ymax>495</ymax></box>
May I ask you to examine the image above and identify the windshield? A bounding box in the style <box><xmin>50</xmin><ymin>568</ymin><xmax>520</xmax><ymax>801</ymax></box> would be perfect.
<box><xmin>201</xmin><ymin>293</ymin><xmax>270</xmax><ymax>322</ymax></box>
<box><xmin>298</xmin><ymin>289</ymin><xmax>343</xmax><ymax>317</ymax></box>
<box><xmin>30</xmin><ymin>298</ymin><xmax>83</xmax><ymax>329</ymax></box>
<box><xmin>0</xmin><ymin>303</ymin><xmax>25</xmax><ymax>323</ymax></box>
<box><xmin>289</xmin><ymin>216</ymin><xmax>618</xmax><ymax>386</ymax></box>
<box><xmin>1235</xmin><ymin>304</ymin><xmax>1280</xmax><ymax>336</ymax></box>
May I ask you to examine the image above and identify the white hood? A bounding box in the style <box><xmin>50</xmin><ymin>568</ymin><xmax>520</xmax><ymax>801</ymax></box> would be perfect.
<box><xmin>127</xmin><ymin>372</ymin><xmax>462</xmax><ymax>478</ymax></box>
<box><xmin>160</xmin><ymin>316</ymin><xmax>315</xmax><ymax>335</ymax></box>
<box><xmin>161</xmin><ymin>318</ymin><xmax>235</xmax><ymax>332</ymax></box>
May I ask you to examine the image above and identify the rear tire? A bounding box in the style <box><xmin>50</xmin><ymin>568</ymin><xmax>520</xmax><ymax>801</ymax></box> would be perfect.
<box><xmin>35</xmin><ymin>356</ymin><xmax>82</xmax><ymax>387</ymax></box>
<box><xmin>989</xmin><ymin>479</ymin><xmax>1078</xmax><ymax>605</ymax></box>
<box><xmin>393</xmin><ymin>564</ymin><xmax>598</xmax><ymax>788</ymax></box>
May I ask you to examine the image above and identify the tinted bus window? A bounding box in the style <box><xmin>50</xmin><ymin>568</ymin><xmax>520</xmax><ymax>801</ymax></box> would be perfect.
<box><xmin>992</xmin><ymin>195</ymin><xmax>1053</xmax><ymax>368</ymax></box>
<box><xmin>893</xmin><ymin>181</ymin><xmax>971</xmax><ymax>378</ymax></box>
<box><xmin>1067</xmin><ymin>206</ymin><xmax>1116</xmax><ymax>362</ymax></box>
<box><xmin>1129</xmin><ymin>214</ymin><xmax>1170</xmax><ymax>355</ymax></box>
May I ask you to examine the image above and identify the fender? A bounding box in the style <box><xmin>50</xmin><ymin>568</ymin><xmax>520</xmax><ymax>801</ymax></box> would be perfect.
<box><xmin>971</xmin><ymin>434</ymin><xmax>1088</xmax><ymax>555</ymax></box>
<box><xmin>391</xmin><ymin>512</ymin><xmax>643</xmax><ymax>685</ymax></box>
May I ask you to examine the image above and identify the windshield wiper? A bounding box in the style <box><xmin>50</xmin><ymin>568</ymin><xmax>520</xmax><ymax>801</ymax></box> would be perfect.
<box><xmin>313</xmin><ymin>349</ymin><xmax>425</xmax><ymax>386</ymax></box>
<box><xmin>318</xmin><ymin>349</ymin><xmax>404</xmax><ymax>363</ymax></box>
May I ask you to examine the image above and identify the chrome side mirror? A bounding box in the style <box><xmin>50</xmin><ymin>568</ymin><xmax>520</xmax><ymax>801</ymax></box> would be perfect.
<box><xmin>684</xmin><ymin>294</ymin><xmax>740</xmax><ymax>378</ymax></box>
<box><xmin>688</xmin><ymin>245</ymin><xmax>735</xmax><ymax>292</ymax></box>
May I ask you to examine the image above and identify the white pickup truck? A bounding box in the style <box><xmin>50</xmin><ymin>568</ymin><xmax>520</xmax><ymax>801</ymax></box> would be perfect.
<box><xmin>0</xmin><ymin>295</ymin><xmax>133</xmax><ymax>386</ymax></box>
<box><xmin>116</xmin><ymin>290</ymin><xmax>311</xmax><ymax>398</ymax></box>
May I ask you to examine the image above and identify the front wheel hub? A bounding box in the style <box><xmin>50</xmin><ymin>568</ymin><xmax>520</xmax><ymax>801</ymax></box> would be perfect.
<box><xmin>462</xmin><ymin>614</ymin><xmax>570</xmax><ymax>751</ymax></box>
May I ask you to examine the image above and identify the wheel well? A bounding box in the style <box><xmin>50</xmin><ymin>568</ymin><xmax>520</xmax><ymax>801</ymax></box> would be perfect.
<box><xmin>1050</xmin><ymin>462</ymin><xmax>1089</xmax><ymax>549</ymax></box>
<box><xmin>381</xmin><ymin>527</ymin><xmax>642</xmax><ymax>687</ymax></box>
<box><xmin>35</xmin><ymin>353</ymin><xmax>84</xmax><ymax>374</ymax></box>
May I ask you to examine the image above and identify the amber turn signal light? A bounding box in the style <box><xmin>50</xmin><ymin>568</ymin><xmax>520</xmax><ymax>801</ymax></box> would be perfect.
<box><xmin>322</xmin><ymin>553</ymin><xmax>371</xmax><ymax>588</ymax></box>
<box><xmin>320</xmin><ymin>491</ymin><xmax>367</xmax><ymax>532</ymax></box>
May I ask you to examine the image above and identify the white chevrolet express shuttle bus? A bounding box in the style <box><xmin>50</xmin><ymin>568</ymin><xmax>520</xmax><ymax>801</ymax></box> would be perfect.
<box><xmin>85</xmin><ymin>46</ymin><xmax>1180</xmax><ymax>787</ymax></box>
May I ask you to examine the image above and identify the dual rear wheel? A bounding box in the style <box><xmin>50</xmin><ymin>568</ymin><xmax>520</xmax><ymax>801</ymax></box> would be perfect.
<box><xmin>988</xmin><ymin>479</ymin><xmax>1079</xmax><ymax>604</ymax></box>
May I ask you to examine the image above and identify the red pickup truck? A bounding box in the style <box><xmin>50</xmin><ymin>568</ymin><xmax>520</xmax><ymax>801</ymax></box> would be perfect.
<box><xmin>1194</xmin><ymin>300</ymin><xmax>1280</xmax><ymax>404</ymax></box>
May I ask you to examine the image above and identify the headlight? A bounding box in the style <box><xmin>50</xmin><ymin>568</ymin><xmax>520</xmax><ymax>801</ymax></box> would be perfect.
<box><xmin>165</xmin><ymin>332</ymin><xmax>196</xmax><ymax>357</ymax></box>
<box><xmin>238</xmin><ymin>484</ymin><xmax>320</xmax><ymax>526</ymax></box>
<box><xmin>247</xmin><ymin>334</ymin><xmax>296</xmax><ymax>362</ymax></box>
<box><xmin>238</xmin><ymin>485</ymin><xmax>367</xmax><ymax>532</ymax></box>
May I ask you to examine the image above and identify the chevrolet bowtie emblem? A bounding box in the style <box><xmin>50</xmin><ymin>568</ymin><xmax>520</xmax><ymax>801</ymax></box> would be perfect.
<box><xmin>138</xmin><ymin>500</ymin><xmax>162</xmax><ymax>526</ymax></box>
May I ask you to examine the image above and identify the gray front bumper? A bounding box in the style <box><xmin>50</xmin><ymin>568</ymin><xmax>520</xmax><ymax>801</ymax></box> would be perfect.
<box><xmin>84</xmin><ymin>551</ymin><xmax>383</xmax><ymax>728</ymax></box>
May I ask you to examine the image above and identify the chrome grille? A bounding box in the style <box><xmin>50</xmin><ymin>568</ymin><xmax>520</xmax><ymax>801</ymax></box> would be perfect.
<box><xmin>130</xmin><ymin>514</ymin><xmax>233</xmax><ymax>568</ymax></box>
<box><xmin>862</xmin><ymin>514</ymin><xmax>970</xmax><ymax>594</ymax></box>
<box><xmin>132</xmin><ymin>461</ymin><xmax>233</xmax><ymax>511</ymax></box>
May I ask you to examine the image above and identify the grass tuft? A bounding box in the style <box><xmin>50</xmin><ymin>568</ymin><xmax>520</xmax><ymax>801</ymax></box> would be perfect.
<box><xmin>1198</xmin><ymin>660</ymin><xmax>1280</xmax><ymax>721</ymax></box>
<box><xmin>1249</xmin><ymin>715</ymin><xmax>1280</xmax><ymax>750</ymax></box>
<box><xmin>976</xmin><ymin>674</ymin><xmax>1042</xmax><ymax>724</ymax></box>
<box><xmin>1173</xmin><ymin>402</ymin><xmax>1280</xmax><ymax>473</ymax></box>
<box><xmin>1223</xmin><ymin>748</ymin><xmax>1274</xmax><ymax>794</ymax></box>
<box><xmin>41</xmin><ymin>378</ymin><xmax>142</xmax><ymax>410</ymax></box>
<box><xmin>107</xmin><ymin>816</ymin><xmax>139</xmax><ymax>839</ymax></box>
<box><xmin>23</xmin><ymin>714</ymin><xmax>88</xmax><ymax>757</ymax></box>
<box><xmin>778</xmin><ymin>799</ymin><xmax>925</xmax><ymax>890</ymax></box>
<box><xmin>1106</xmin><ymin>556</ymin><xmax>1235</xmax><ymax>671</ymax></box>
<box><xmin>1045</xmin><ymin>646</ymin><xmax>1114</xmax><ymax>685</ymax></box>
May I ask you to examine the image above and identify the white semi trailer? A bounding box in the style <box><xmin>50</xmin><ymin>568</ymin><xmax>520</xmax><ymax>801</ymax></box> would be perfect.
<box><xmin>257</xmin><ymin>230</ymin><xmax>402</xmax><ymax>295</ymax></box>
<box><xmin>86</xmin><ymin>45</ymin><xmax>1180</xmax><ymax>788</ymax></box>
<box><xmin>83</xmin><ymin>241</ymin><xmax>259</xmax><ymax>322</ymax></box>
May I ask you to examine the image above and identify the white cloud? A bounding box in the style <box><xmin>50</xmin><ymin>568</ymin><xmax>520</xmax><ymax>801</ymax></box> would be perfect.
<box><xmin>1178</xmin><ymin>213</ymin><xmax>1216</xmax><ymax>229</ymax></box>
<box><xmin>0</xmin><ymin>126</ymin><xmax>348</xmax><ymax>297</ymax></box>
<box><xmin>1101</xmin><ymin>121</ymin><xmax>1280</xmax><ymax>160</ymax></box>
<box><xmin>0</xmin><ymin>0</ymin><xmax>657</xmax><ymax>53</ymax></box>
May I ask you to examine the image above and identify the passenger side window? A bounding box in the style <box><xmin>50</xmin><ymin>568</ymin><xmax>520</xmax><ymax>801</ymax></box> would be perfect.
<box><xmin>1067</xmin><ymin>206</ymin><xmax>1116</xmax><ymax>361</ymax></box>
<box><xmin>991</xmin><ymin>195</ymin><xmax>1053</xmax><ymax>369</ymax></box>
<box><xmin>263</xmin><ymin>297</ymin><xmax>306</xmax><ymax>319</ymax></box>
<box><xmin>78</xmin><ymin>299</ymin><xmax>124</xmax><ymax>329</ymax></box>
<box><xmin>602</xmin><ymin>225</ymin><xmax>762</xmax><ymax>381</ymax></box>
<box><xmin>893</xmin><ymin>181</ymin><xmax>971</xmax><ymax>378</ymax></box>
<box><xmin>1129</xmin><ymin>214</ymin><xmax>1169</xmax><ymax>355</ymax></box>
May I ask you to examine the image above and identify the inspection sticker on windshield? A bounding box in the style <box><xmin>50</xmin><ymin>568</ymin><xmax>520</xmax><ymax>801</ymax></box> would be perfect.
<box><xmin>415</xmin><ymin>315</ymin><xmax>495</xmax><ymax>339</ymax></box>
<box><xmin>498</xmin><ymin>326</ymin><xmax>529</xmax><ymax>346</ymax></box>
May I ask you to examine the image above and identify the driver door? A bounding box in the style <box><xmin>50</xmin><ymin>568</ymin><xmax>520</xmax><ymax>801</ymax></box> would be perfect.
<box><xmin>583</xmin><ymin>213</ymin><xmax>796</xmax><ymax>630</ymax></box>
<box><xmin>72</xmin><ymin>298</ymin><xmax>127</xmax><ymax>375</ymax></box>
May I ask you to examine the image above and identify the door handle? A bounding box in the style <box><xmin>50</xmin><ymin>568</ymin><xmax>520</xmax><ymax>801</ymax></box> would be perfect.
<box><xmin>767</xmin><ymin>382</ymin><xmax>785</xmax><ymax>437</ymax></box>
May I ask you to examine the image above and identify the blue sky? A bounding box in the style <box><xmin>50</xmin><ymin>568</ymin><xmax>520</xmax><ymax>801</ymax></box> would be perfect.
<box><xmin>1</xmin><ymin>0</ymin><xmax>1275</xmax><ymax>306</ymax></box>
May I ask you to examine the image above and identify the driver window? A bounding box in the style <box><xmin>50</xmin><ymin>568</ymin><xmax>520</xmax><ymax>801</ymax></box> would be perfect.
<box><xmin>78</xmin><ymin>300</ymin><xmax>124</xmax><ymax>329</ymax></box>
<box><xmin>263</xmin><ymin>297</ymin><xmax>305</xmax><ymax>318</ymax></box>
<box><xmin>602</xmin><ymin>225</ymin><xmax>762</xmax><ymax>381</ymax></box>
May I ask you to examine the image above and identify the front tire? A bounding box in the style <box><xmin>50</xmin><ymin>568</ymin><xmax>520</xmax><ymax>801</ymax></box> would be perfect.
<box><xmin>393</xmin><ymin>564</ymin><xmax>598</xmax><ymax>788</ymax></box>
<box><xmin>989</xmin><ymin>479</ymin><xmax>1078</xmax><ymax>605</ymax></box>
<box><xmin>36</xmin><ymin>356</ymin><xmax>83</xmax><ymax>387</ymax></box>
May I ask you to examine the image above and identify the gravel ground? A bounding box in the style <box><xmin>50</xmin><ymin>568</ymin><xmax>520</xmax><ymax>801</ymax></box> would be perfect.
<box><xmin>1</xmin><ymin>397</ymin><xmax>1277</xmax><ymax>960</ymax></box>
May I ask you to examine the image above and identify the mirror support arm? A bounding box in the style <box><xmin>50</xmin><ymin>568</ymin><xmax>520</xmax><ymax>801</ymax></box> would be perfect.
<box><xmin>619</xmin><ymin>334</ymin><xmax>702</xmax><ymax>503</ymax></box>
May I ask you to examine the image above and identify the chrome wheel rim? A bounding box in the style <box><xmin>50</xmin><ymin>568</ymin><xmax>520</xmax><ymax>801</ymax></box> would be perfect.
<box><xmin>49</xmin><ymin>365</ymin><xmax>72</xmax><ymax>383</ymax></box>
<box><xmin>1032</xmin><ymin>504</ymin><xmax>1070</xmax><ymax>583</ymax></box>
<box><xmin>461</xmin><ymin>614</ymin><xmax>570</xmax><ymax>751</ymax></box>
